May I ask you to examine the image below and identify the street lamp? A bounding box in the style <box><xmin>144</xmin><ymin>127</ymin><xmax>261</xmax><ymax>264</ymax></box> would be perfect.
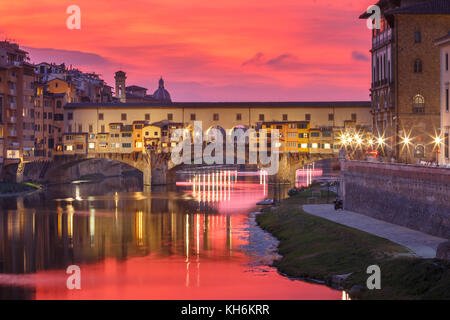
<box><xmin>434</xmin><ymin>136</ymin><xmax>442</xmax><ymax>166</ymax></box>
<box><xmin>401</xmin><ymin>136</ymin><xmax>412</xmax><ymax>164</ymax></box>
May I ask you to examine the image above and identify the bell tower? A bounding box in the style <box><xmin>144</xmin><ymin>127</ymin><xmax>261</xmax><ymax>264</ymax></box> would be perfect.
<box><xmin>115</xmin><ymin>70</ymin><xmax>127</xmax><ymax>103</ymax></box>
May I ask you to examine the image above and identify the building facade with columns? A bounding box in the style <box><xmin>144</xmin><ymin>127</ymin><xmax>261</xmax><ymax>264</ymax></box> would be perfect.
<box><xmin>435</xmin><ymin>32</ymin><xmax>450</xmax><ymax>165</ymax></box>
<box><xmin>360</xmin><ymin>0</ymin><xmax>450</xmax><ymax>163</ymax></box>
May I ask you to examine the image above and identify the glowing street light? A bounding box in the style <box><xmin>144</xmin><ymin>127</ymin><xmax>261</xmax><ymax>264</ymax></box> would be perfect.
<box><xmin>400</xmin><ymin>135</ymin><xmax>412</xmax><ymax>164</ymax></box>
<box><xmin>434</xmin><ymin>136</ymin><xmax>442</xmax><ymax>166</ymax></box>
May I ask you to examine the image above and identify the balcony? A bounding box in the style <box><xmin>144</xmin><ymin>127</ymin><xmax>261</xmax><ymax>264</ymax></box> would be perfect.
<box><xmin>372</xmin><ymin>29</ymin><xmax>392</xmax><ymax>49</ymax></box>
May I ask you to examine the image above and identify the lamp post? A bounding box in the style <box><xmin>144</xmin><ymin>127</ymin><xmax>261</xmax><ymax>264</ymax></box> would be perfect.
<box><xmin>434</xmin><ymin>136</ymin><xmax>441</xmax><ymax>167</ymax></box>
<box><xmin>402</xmin><ymin>136</ymin><xmax>411</xmax><ymax>164</ymax></box>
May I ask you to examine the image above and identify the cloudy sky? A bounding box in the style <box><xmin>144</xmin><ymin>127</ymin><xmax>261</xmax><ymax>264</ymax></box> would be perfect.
<box><xmin>0</xmin><ymin>0</ymin><xmax>375</xmax><ymax>101</ymax></box>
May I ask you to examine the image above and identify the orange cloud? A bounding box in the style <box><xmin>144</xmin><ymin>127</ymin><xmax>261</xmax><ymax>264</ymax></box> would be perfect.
<box><xmin>0</xmin><ymin>0</ymin><xmax>375</xmax><ymax>101</ymax></box>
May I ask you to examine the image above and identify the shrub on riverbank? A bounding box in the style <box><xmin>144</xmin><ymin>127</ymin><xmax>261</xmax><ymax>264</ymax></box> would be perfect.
<box><xmin>256</xmin><ymin>188</ymin><xmax>450</xmax><ymax>299</ymax></box>
<box><xmin>0</xmin><ymin>181</ymin><xmax>41</xmax><ymax>194</ymax></box>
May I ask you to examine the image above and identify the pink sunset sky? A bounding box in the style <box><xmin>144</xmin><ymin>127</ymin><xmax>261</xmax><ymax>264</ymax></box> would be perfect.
<box><xmin>0</xmin><ymin>0</ymin><xmax>375</xmax><ymax>101</ymax></box>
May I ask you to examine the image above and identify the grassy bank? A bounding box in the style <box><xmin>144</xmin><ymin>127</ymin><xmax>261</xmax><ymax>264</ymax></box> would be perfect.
<box><xmin>0</xmin><ymin>181</ymin><xmax>42</xmax><ymax>195</ymax></box>
<box><xmin>256</xmin><ymin>185</ymin><xmax>450</xmax><ymax>299</ymax></box>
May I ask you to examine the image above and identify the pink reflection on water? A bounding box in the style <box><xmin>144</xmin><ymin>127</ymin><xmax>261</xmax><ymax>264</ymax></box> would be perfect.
<box><xmin>296</xmin><ymin>167</ymin><xmax>323</xmax><ymax>188</ymax></box>
<box><xmin>1</xmin><ymin>170</ymin><xmax>340</xmax><ymax>300</ymax></box>
<box><xmin>176</xmin><ymin>170</ymin><xmax>268</xmax><ymax>214</ymax></box>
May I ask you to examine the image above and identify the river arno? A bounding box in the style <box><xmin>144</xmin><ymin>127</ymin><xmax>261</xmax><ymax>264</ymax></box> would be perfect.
<box><xmin>0</xmin><ymin>167</ymin><xmax>341</xmax><ymax>300</ymax></box>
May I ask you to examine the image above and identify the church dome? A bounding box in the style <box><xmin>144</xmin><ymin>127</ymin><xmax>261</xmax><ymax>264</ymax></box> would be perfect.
<box><xmin>153</xmin><ymin>77</ymin><xmax>171</xmax><ymax>102</ymax></box>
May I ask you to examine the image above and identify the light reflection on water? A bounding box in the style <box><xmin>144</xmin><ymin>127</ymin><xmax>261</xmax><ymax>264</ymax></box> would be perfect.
<box><xmin>0</xmin><ymin>166</ymin><xmax>341</xmax><ymax>300</ymax></box>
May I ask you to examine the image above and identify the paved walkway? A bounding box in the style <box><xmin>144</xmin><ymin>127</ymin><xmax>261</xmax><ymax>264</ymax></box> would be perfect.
<box><xmin>302</xmin><ymin>204</ymin><xmax>448</xmax><ymax>258</ymax></box>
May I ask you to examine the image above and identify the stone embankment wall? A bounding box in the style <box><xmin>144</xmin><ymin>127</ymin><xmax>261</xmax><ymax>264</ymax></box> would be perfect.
<box><xmin>0</xmin><ymin>159</ymin><xmax>138</xmax><ymax>184</ymax></box>
<box><xmin>340</xmin><ymin>161</ymin><xmax>450</xmax><ymax>239</ymax></box>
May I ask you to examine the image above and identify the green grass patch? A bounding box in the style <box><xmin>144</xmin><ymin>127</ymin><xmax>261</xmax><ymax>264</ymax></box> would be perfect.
<box><xmin>256</xmin><ymin>185</ymin><xmax>450</xmax><ymax>299</ymax></box>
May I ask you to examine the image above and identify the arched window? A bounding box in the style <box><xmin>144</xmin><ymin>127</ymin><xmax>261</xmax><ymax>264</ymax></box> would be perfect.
<box><xmin>414</xmin><ymin>59</ymin><xmax>423</xmax><ymax>73</ymax></box>
<box><xmin>413</xmin><ymin>94</ymin><xmax>425</xmax><ymax>113</ymax></box>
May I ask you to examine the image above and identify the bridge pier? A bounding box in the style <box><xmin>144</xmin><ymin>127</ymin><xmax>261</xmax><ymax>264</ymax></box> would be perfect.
<box><xmin>143</xmin><ymin>164</ymin><xmax>152</xmax><ymax>186</ymax></box>
<box><xmin>266</xmin><ymin>153</ymin><xmax>330</xmax><ymax>185</ymax></box>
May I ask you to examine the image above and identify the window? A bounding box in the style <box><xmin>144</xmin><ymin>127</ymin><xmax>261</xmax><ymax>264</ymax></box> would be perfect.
<box><xmin>446</xmin><ymin>53</ymin><xmax>449</xmax><ymax>71</ymax></box>
<box><xmin>48</xmin><ymin>112</ymin><xmax>52</xmax><ymax>119</ymax></box>
<box><xmin>446</xmin><ymin>88</ymin><xmax>449</xmax><ymax>112</ymax></box>
<box><xmin>259</xmin><ymin>114</ymin><xmax>264</xmax><ymax>121</ymax></box>
<box><xmin>121</xmin><ymin>113</ymin><xmax>127</xmax><ymax>121</ymax></box>
<box><xmin>122</xmin><ymin>133</ymin><xmax>132</xmax><ymax>138</ymax></box>
<box><xmin>145</xmin><ymin>113</ymin><xmax>150</xmax><ymax>121</ymax></box>
<box><xmin>305</xmin><ymin>114</ymin><xmax>311</xmax><ymax>121</ymax></box>
<box><xmin>56</xmin><ymin>101</ymin><xmax>62</xmax><ymax>108</ymax></box>
<box><xmin>413</xmin><ymin>94</ymin><xmax>425</xmax><ymax>113</ymax></box>
<box><xmin>213</xmin><ymin>113</ymin><xmax>219</xmax><ymax>121</ymax></box>
<box><xmin>297</xmin><ymin>123</ymin><xmax>308</xmax><ymax>129</ymax></box>
<box><xmin>99</xmin><ymin>113</ymin><xmax>104</xmax><ymax>120</ymax></box>
<box><xmin>311</xmin><ymin>132</ymin><xmax>320</xmax><ymax>137</ymax></box>
<box><xmin>168</xmin><ymin>113</ymin><xmax>173</xmax><ymax>121</ymax></box>
<box><xmin>68</xmin><ymin>124</ymin><xmax>72</xmax><ymax>133</ymax></box>
<box><xmin>414</xmin><ymin>59</ymin><xmax>422</xmax><ymax>73</ymax></box>
<box><xmin>328</xmin><ymin>113</ymin><xmax>334</xmax><ymax>121</ymax></box>
<box><xmin>101</xmin><ymin>125</ymin><xmax>105</xmax><ymax>132</ymax></box>
<box><xmin>89</xmin><ymin>124</ymin><xmax>93</xmax><ymax>133</ymax></box>
<box><xmin>66</xmin><ymin>145</ymin><xmax>73</xmax><ymax>151</ymax></box>
<box><xmin>76</xmin><ymin>144</ymin><xmax>84</xmax><ymax>150</ymax></box>
<box><xmin>351</xmin><ymin>113</ymin><xmax>357</xmax><ymax>121</ymax></box>
<box><xmin>78</xmin><ymin>124</ymin><xmax>82</xmax><ymax>132</ymax></box>
<box><xmin>282</xmin><ymin>114</ymin><xmax>288</xmax><ymax>121</ymax></box>
<box><xmin>445</xmin><ymin>133</ymin><xmax>449</xmax><ymax>159</ymax></box>
<box><xmin>122</xmin><ymin>143</ymin><xmax>132</xmax><ymax>148</ymax></box>
<box><xmin>190</xmin><ymin>113</ymin><xmax>196</xmax><ymax>121</ymax></box>
<box><xmin>88</xmin><ymin>142</ymin><xmax>95</xmax><ymax>149</ymax></box>
<box><xmin>236</xmin><ymin>113</ymin><xmax>242</xmax><ymax>121</ymax></box>
<box><xmin>414</xmin><ymin>30</ymin><xmax>421</xmax><ymax>43</ymax></box>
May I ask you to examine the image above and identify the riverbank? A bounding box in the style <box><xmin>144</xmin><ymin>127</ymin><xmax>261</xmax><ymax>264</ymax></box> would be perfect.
<box><xmin>256</xmin><ymin>185</ymin><xmax>450</xmax><ymax>299</ymax></box>
<box><xmin>0</xmin><ymin>181</ymin><xmax>43</xmax><ymax>197</ymax></box>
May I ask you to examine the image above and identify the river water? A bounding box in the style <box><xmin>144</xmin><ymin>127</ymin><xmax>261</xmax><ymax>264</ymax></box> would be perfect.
<box><xmin>0</xmin><ymin>165</ymin><xmax>341</xmax><ymax>300</ymax></box>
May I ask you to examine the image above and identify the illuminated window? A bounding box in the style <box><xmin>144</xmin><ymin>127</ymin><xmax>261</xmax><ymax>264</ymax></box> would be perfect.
<box><xmin>413</xmin><ymin>94</ymin><xmax>425</xmax><ymax>113</ymax></box>
<box><xmin>88</xmin><ymin>142</ymin><xmax>95</xmax><ymax>149</ymax></box>
<box><xmin>312</xmin><ymin>143</ymin><xmax>318</xmax><ymax>149</ymax></box>
<box><xmin>6</xmin><ymin>150</ymin><xmax>20</xmax><ymax>159</ymax></box>
<box><xmin>136</xmin><ymin>142</ymin><xmax>143</xmax><ymax>148</ymax></box>
<box><xmin>66</xmin><ymin>145</ymin><xmax>73</xmax><ymax>151</ymax></box>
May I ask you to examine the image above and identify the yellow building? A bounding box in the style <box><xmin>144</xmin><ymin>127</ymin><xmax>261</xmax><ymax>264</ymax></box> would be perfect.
<box><xmin>142</xmin><ymin>125</ymin><xmax>161</xmax><ymax>150</ymax></box>
<box><xmin>132</xmin><ymin>121</ymin><xmax>145</xmax><ymax>152</ymax></box>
